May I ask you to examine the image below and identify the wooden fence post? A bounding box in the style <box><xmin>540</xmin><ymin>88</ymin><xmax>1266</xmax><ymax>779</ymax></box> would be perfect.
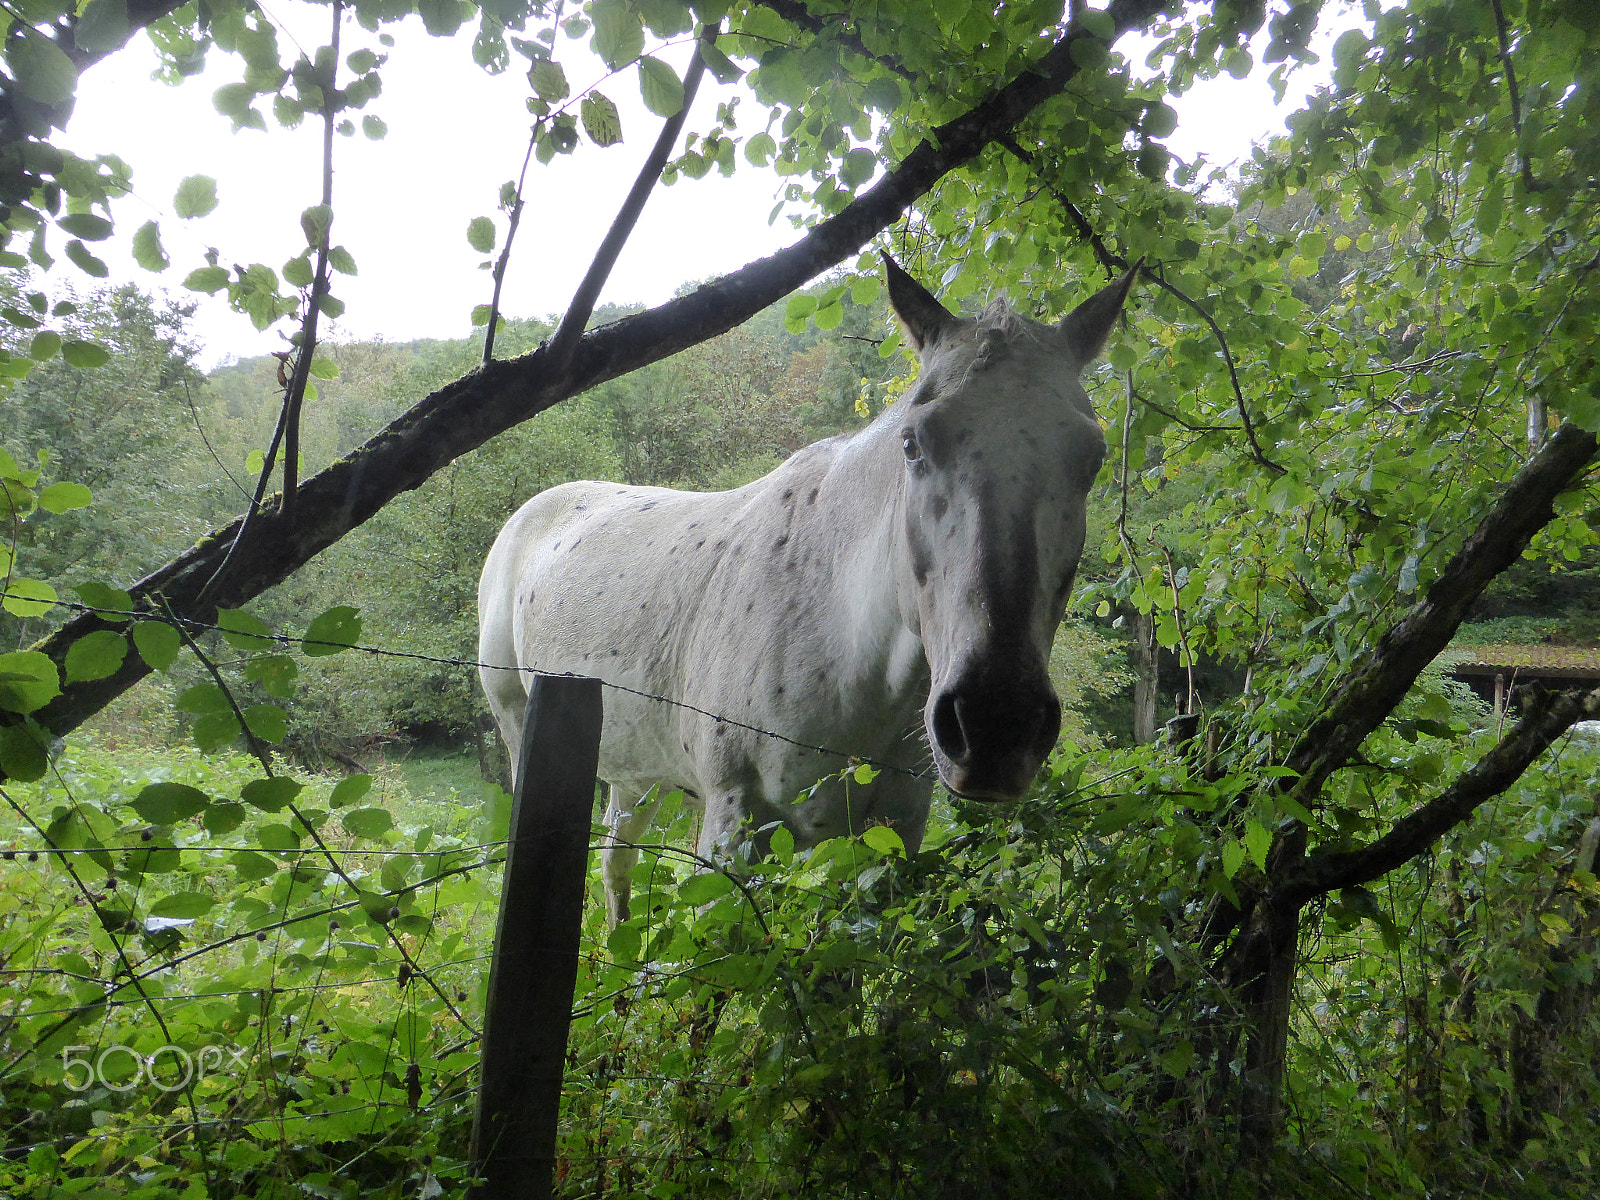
<box><xmin>469</xmin><ymin>674</ymin><xmax>603</xmax><ymax>1199</ymax></box>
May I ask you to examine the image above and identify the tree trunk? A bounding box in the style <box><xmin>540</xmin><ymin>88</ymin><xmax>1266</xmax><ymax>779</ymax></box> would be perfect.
<box><xmin>1130</xmin><ymin>607</ymin><xmax>1159</xmax><ymax>744</ymax></box>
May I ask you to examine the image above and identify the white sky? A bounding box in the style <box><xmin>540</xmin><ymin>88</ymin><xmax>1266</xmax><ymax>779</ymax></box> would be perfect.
<box><xmin>53</xmin><ymin>6</ymin><xmax>1332</xmax><ymax>368</ymax></box>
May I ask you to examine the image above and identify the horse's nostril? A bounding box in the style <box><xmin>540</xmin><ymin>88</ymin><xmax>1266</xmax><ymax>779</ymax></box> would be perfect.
<box><xmin>931</xmin><ymin>693</ymin><xmax>968</xmax><ymax>763</ymax></box>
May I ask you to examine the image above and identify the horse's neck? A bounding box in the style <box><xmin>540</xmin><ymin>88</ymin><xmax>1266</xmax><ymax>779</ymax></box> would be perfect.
<box><xmin>814</xmin><ymin>422</ymin><xmax>925</xmax><ymax>702</ymax></box>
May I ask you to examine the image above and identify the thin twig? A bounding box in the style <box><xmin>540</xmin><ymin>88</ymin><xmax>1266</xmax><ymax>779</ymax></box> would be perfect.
<box><xmin>544</xmin><ymin>24</ymin><xmax>717</xmax><ymax>374</ymax></box>
<box><xmin>1488</xmin><ymin>0</ymin><xmax>1541</xmax><ymax>194</ymax></box>
<box><xmin>281</xmin><ymin>0</ymin><xmax>344</xmax><ymax>517</ymax></box>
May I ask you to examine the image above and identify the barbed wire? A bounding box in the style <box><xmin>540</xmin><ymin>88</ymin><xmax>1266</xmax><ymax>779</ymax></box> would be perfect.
<box><xmin>14</xmin><ymin>591</ymin><xmax>935</xmax><ymax>780</ymax></box>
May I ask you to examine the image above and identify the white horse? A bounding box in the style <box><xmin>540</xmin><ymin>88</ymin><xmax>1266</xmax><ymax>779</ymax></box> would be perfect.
<box><xmin>479</xmin><ymin>255</ymin><xmax>1137</xmax><ymax>923</ymax></box>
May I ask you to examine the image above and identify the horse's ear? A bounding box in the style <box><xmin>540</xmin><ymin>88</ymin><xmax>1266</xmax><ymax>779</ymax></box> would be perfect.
<box><xmin>882</xmin><ymin>253</ymin><xmax>959</xmax><ymax>353</ymax></box>
<box><xmin>1058</xmin><ymin>260</ymin><xmax>1142</xmax><ymax>364</ymax></box>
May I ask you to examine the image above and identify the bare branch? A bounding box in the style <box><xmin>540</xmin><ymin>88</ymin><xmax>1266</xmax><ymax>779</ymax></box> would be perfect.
<box><xmin>545</xmin><ymin>27</ymin><xmax>716</xmax><ymax>374</ymax></box>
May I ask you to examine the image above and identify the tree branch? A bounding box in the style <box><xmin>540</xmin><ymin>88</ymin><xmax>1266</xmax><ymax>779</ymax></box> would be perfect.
<box><xmin>545</xmin><ymin>25</ymin><xmax>715</xmax><ymax>375</ymax></box>
<box><xmin>1284</xmin><ymin>420</ymin><xmax>1598</xmax><ymax>805</ymax></box>
<box><xmin>1280</xmin><ymin>685</ymin><xmax>1600</xmax><ymax>903</ymax></box>
<box><xmin>12</xmin><ymin>0</ymin><xmax>1174</xmax><ymax>751</ymax></box>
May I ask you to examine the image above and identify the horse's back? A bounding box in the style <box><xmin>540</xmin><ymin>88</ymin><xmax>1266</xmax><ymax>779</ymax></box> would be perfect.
<box><xmin>478</xmin><ymin>477</ymin><xmax>757</xmax><ymax>767</ymax></box>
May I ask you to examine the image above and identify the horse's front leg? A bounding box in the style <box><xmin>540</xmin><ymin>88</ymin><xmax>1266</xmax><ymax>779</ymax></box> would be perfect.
<box><xmin>601</xmin><ymin>782</ymin><xmax>664</xmax><ymax>927</ymax></box>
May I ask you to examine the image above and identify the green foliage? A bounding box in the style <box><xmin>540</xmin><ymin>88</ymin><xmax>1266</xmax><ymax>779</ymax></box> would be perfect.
<box><xmin>0</xmin><ymin>736</ymin><xmax>499</xmax><ymax>1199</ymax></box>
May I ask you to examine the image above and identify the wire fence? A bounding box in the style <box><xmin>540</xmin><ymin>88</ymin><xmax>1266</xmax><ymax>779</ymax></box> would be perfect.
<box><xmin>0</xmin><ymin>588</ymin><xmax>971</xmax><ymax>1192</ymax></box>
<box><xmin>25</xmin><ymin>591</ymin><xmax>935</xmax><ymax>781</ymax></box>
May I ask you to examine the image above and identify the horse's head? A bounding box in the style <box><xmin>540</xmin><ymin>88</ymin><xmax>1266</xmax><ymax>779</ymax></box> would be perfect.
<box><xmin>882</xmin><ymin>254</ymin><xmax>1137</xmax><ymax>800</ymax></box>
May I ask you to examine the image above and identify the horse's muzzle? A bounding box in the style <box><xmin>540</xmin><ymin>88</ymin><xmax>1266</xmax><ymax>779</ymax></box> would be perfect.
<box><xmin>928</xmin><ymin>687</ymin><xmax>1060</xmax><ymax>800</ymax></box>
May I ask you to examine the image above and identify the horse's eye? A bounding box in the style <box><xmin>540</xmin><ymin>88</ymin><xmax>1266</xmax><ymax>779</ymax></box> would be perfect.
<box><xmin>901</xmin><ymin>429</ymin><xmax>923</xmax><ymax>465</ymax></box>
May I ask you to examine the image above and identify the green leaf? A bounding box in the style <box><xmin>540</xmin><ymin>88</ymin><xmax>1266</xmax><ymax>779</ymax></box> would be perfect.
<box><xmin>183</xmin><ymin>266</ymin><xmax>230</xmax><ymax>294</ymax></box>
<box><xmin>282</xmin><ymin>255</ymin><xmax>314</xmax><ymax>288</ymax></box>
<box><xmin>362</xmin><ymin>114</ymin><xmax>387</xmax><ymax>139</ymax></box>
<box><xmin>1142</xmin><ymin>102</ymin><xmax>1178</xmax><ymax>139</ymax></box>
<box><xmin>0</xmin><ymin>723</ymin><xmax>49</xmax><ymax>781</ymax></box>
<box><xmin>176</xmin><ymin>683</ymin><xmax>231</xmax><ymax>715</ymax></box>
<box><xmin>229</xmin><ymin>849</ymin><xmax>278</xmax><ymax>880</ymax></box>
<box><xmin>27</xmin><ymin>329</ymin><xmax>60</xmax><ymax>363</ymax></box>
<box><xmin>0</xmin><ymin>652</ymin><xmax>60</xmax><ymax>720</ymax></box>
<box><xmin>698</xmin><ymin>39</ymin><xmax>741</xmax><ymax>84</ymax></box>
<box><xmin>131</xmin><ymin>621</ymin><xmax>181</xmax><ymax>671</ymax></box>
<box><xmin>174</xmin><ymin>175</ymin><xmax>219</xmax><ymax>219</ymax></box>
<box><xmin>128</xmin><ymin>219</ymin><xmax>168</xmax><ymax>272</ymax></box>
<box><xmin>242</xmin><ymin>776</ymin><xmax>303</xmax><ymax>812</ymax></box>
<box><xmin>591</xmin><ymin>1</ymin><xmax>644</xmax><ymax>69</ymax></box>
<box><xmin>861</xmin><ymin>825</ymin><xmax>904</xmax><ymax>856</ymax></box>
<box><xmin>417</xmin><ymin>0</ymin><xmax>467</xmax><ymax>36</ymax></box>
<box><xmin>330</xmin><ymin>773</ymin><xmax>373</xmax><ymax>808</ymax></box>
<box><xmin>58</xmin><ymin>214</ymin><xmax>114</xmax><ymax>242</ymax></box>
<box><xmin>131</xmin><ymin>782</ymin><xmax>211</xmax><ymax>824</ymax></box>
<box><xmin>327</xmin><ymin>246</ymin><xmax>357</xmax><ymax>275</ymax></box>
<box><xmin>74</xmin><ymin>0</ymin><xmax>132</xmax><ymax>56</ymax></box>
<box><xmin>8</xmin><ymin>30</ymin><xmax>78</xmax><ymax>107</ymax></box>
<box><xmin>769</xmin><ymin>825</ymin><xmax>794</xmax><ymax>863</ymax></box>
<box><xmin>744</xmin><ymin>131</ymin><xmax>775</xmax><ymax>167</ymax></box>
<box><xmin>3</xmin><ymin>579</ymin><xmax>57</xmax><ymax>618</ymax></box>
<box><xmin>1221</xmin><ymin>839</ymin><xmax>1247</xmax><ymax>879</ymax></box>
<box><xmin>1068</xmin><ymin>35</ymin><xmax>1109</xmax><ymax>71</ymax></box>
<box><xmin>302</xmin><ymin>606</ymin><xmax>361</xmax><ymax>656</ymax></box>
<box><xmin>466</xmin><ymin>216</ymin><xmax>497</xmax><ymax>254</ymax></box>
<box><xmin>64</xmin><ymin>241</ymin><xmax>109</xmax><ymax>278</ymax></box>
<box><xmin>300</xmin><ymin>204</ymin><xmax>332</xmax><ymax>247</ymax></box>
<box><xmin>528</xmin><ymin>59</ymin><xmax>569</xmax><ymax>101</ymax></box>
<box><xmin>192</xmin><ymin>710</ymin><xmax>242</xmax><ymax>753</ymax></box>
<box><xmin>38</xmin><ymin>481</ymin><xmax>91</xmax><ymax>512</ymax></box>
<box><xmin>637</xmin><ymin>56</ymin><xmax>684</xmax><ymax>117</ymax></box>
<box><xmin>64</xmin><ymin>630</ymin><xmax>127</xmax><ymax>683</ymax></box>
<box><xmin>244</xmin><ymin>654</ymin><xmax>298</xmax><ymax>698</ymax></box>
<box><xmin>62</xmin><ymin>340</ymin><xmax>110</xmax><ymax>369</ymax></box>
<box><xmin>150</xmin><ymin>892</ymin><xmax>216</xmax><ymax>919</ymax></box>
<box><xmin>203</xmin><ymin>801</ymin><xmax>246</xmax><ymax>836</ymax></box>
<box><xmin>581</xmin><ymin>92</ymin><xmax>623</xmax><ymax>147</ymax></box>
<box><xmin>243</xmin><ymin>703</ymin><xmax>287</xmax><ymax>744</ymax></box>
<box><xmin>216</xmin><ymin>607</ymin><xmax>275</xmax><ymax>652</ymax></box>
<box><xmin>679</xmin><ymin>871</ymin><xmax>734</xmax><ymax>905</ymax></box>
<box><xmin>343</xmin><ymin>806</ymin><xmax>394</xmax><ymax>838</ymax></box>
<box><xmin>1243</xmin><ymin>820</ymin><xmax>1273</xmax><ymax>872</ymax></box>
<box><xmin>840</xmin><ymin>147</ymin><xmax>876</xmax><ymax>189</ymax></box>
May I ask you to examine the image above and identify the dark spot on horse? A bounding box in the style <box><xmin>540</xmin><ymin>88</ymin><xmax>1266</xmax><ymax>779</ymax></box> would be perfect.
<box><xmin>640</xmin><ymin>500</ymin><xmax>658</xmax><ymax>510</ymax></box>
<box><xmin>696</xmin><ymin>539</ymin><xmax>705</xmax><ymax>550</ymax></box>
<box><xmin>683</xmin><ymin>741</ymin><xmax>690</xmax><ymax>752</ymax></box>
<box><xmin>668</xmin><ymin>545</ymin><xmax>676</xmax><ymax>555</ymax></box>
<box><xmin>931</xmin><ymin>495</ymin><xmax>949</xmax><ymax>521</ymax></box>
<box><xmin>570</xmin><ymin>537</ymin><xmax>581</xmax><ymax>549</ymax></box>
<box><xmin>774</xmin><ymin>535</ymin><xmax>788</xmax><ymax>550</ymax></box>
<box><xmin>782</xmin><ymin>489</ymin><xmax>793</xmax><ymax>502</ymax></box>
<box><xmin>552</xmin><ymin>540</ymin><xmax>561</xmax><ymax>550</ymax></box>
<box><xmin>775</xmin><ymin>685</ymin><xmax>785</xmax><ymax>696</ymax></box>
<box><xmin>745</xmin><ymin>601</ymin><xmax>754</xmax><ymax>613</ymax></box>
<box><xmin>609</xmin><ymin>649</ymin><xmax>618</xmax><ymax>656</ymax></box>
<box><xmin>807</xmin><ymin>487</ymin><xmax>819</xmax><ymax>504</ymax></box>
